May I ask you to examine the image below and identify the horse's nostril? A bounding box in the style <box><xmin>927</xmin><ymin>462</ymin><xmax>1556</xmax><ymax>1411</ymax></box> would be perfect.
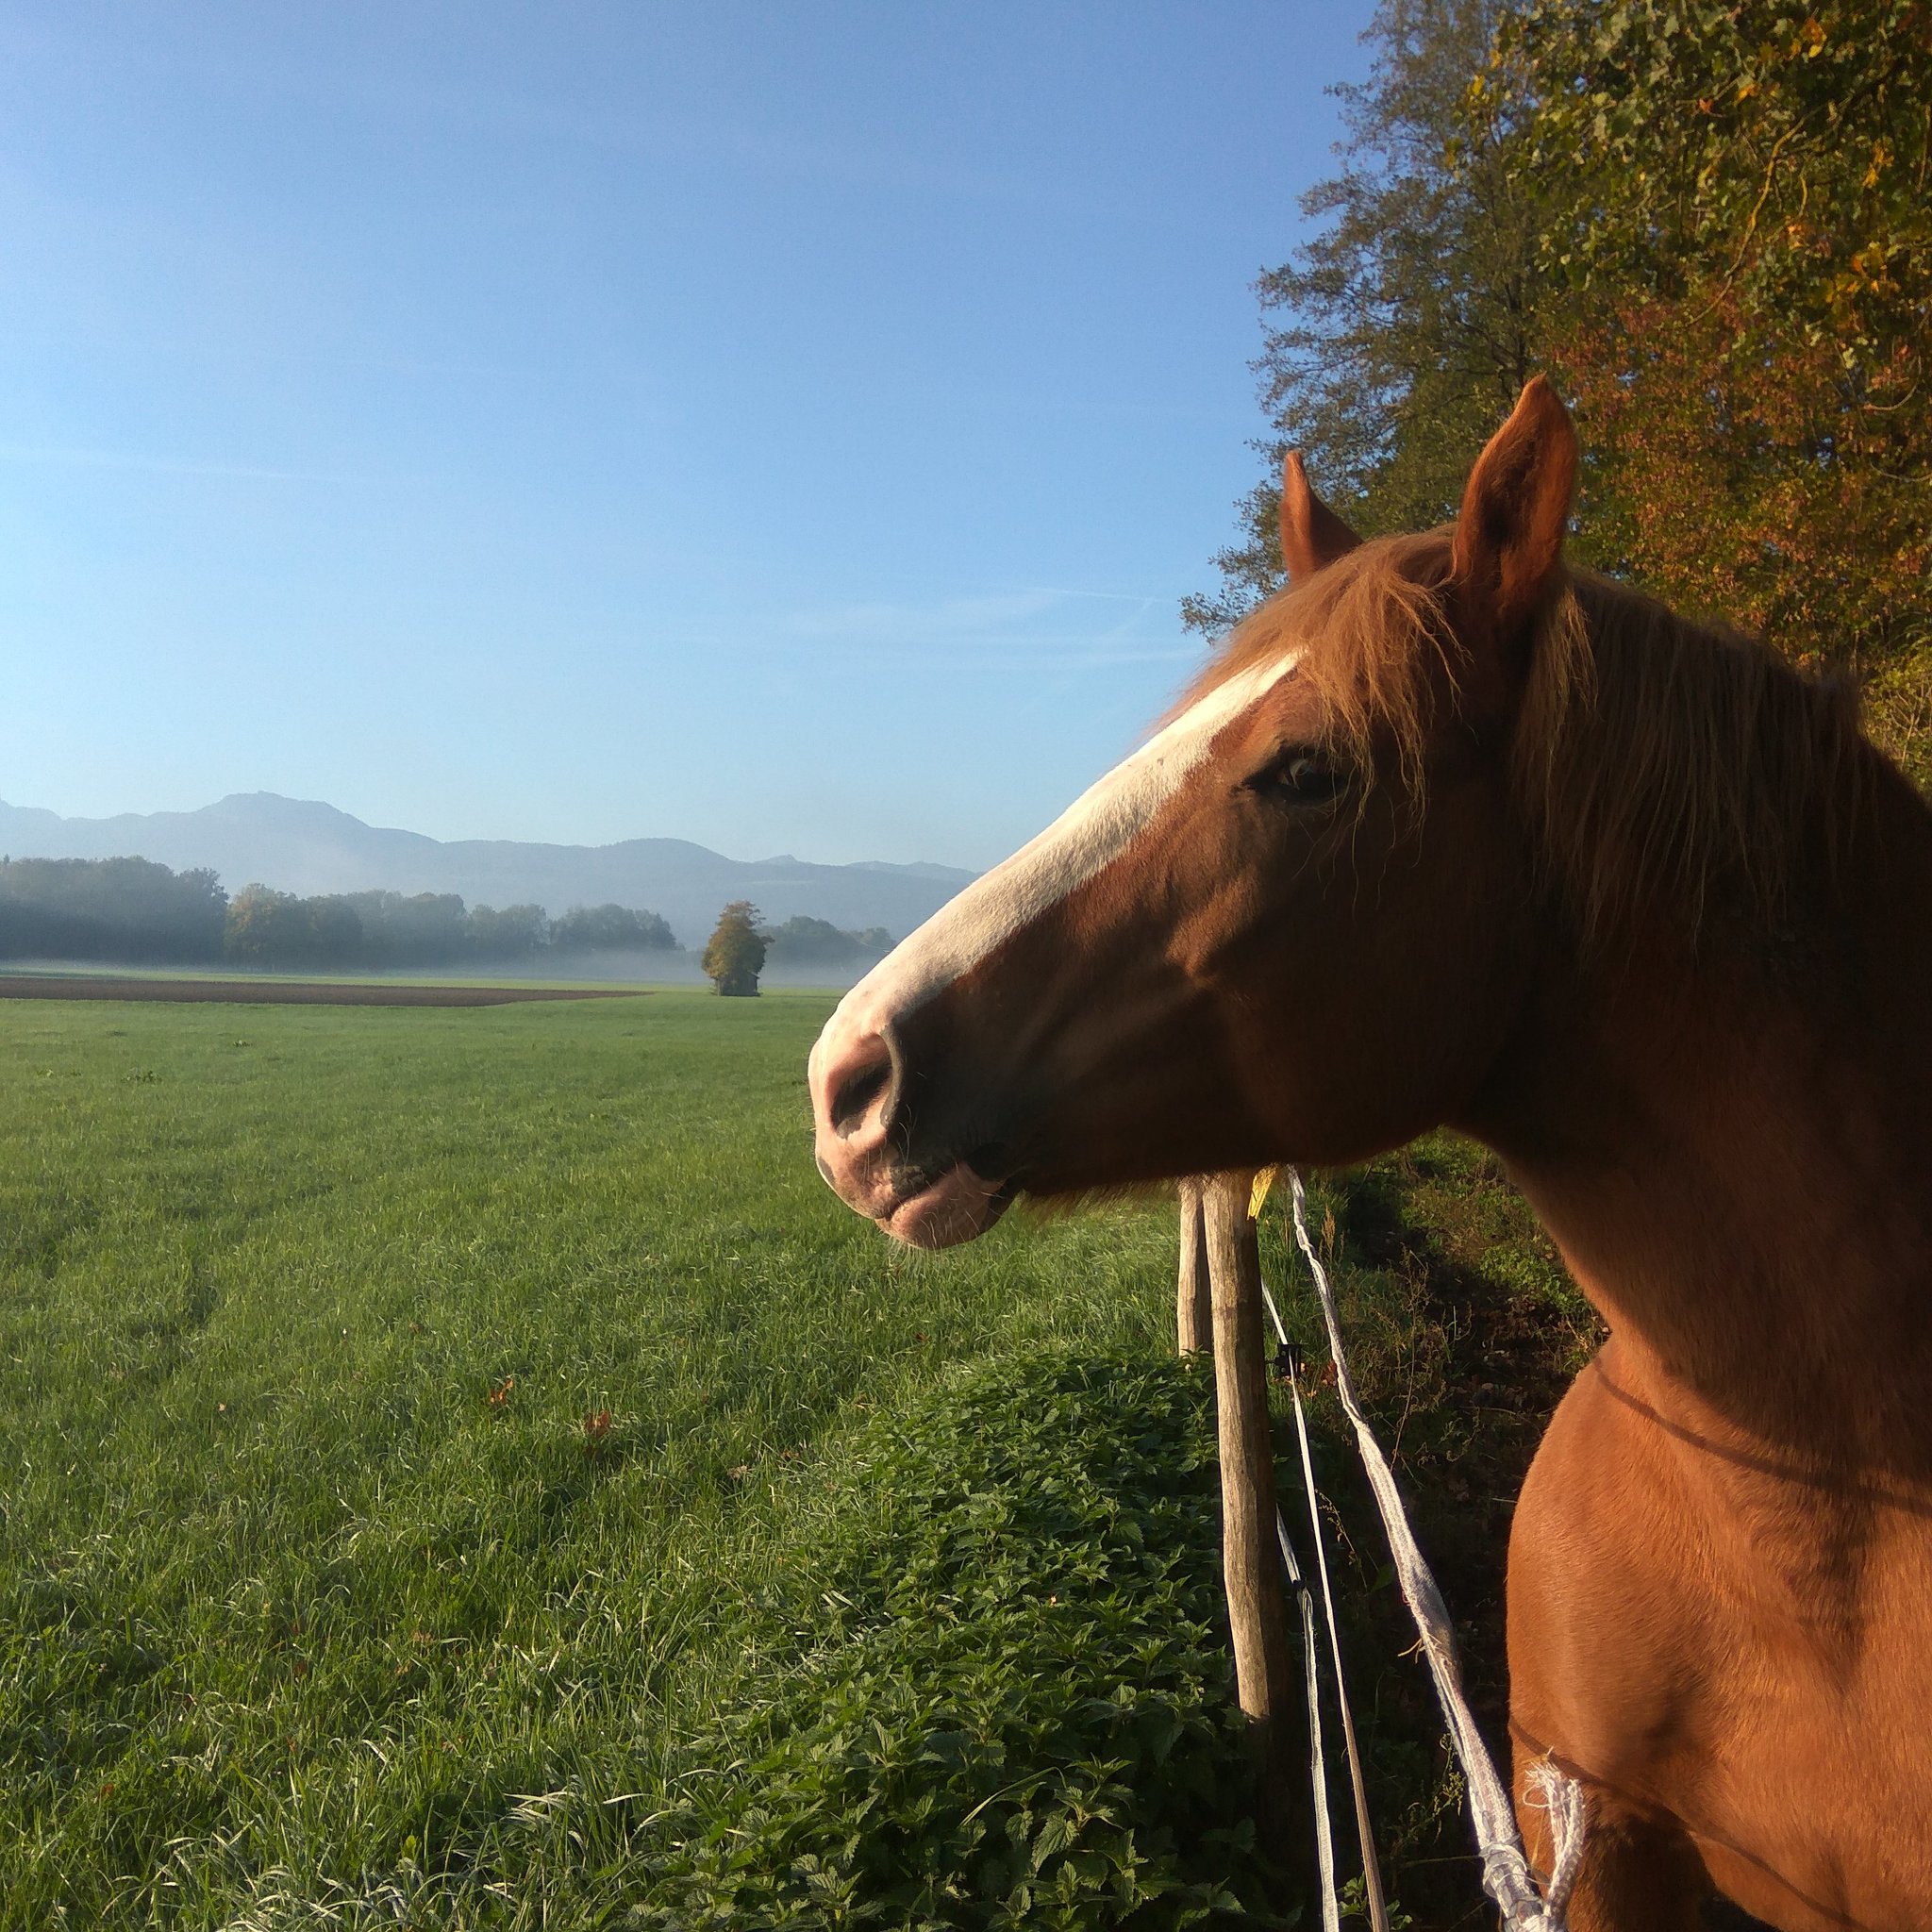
<box><xmin>830</xmin><ymin>1054</ymin><xmax>891</xmax><ymax>1135</ymax></box>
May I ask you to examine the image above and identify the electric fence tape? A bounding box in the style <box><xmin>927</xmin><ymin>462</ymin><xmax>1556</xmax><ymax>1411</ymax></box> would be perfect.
<box><xmin>1269</xmin><ymin>1167</ymin><xmax>1586</xmax><ymax>1928</ymax></box>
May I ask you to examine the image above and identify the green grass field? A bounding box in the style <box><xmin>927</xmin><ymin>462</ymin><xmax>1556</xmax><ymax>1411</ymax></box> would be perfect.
<box><xmin>1</xmin><ymin>989</ymin><xmax>1592</xmax><ymax>1929</ymax></box>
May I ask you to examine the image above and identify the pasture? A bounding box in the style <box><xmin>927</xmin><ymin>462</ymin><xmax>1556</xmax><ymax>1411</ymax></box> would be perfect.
<box><xmin>0</xmin><ymin>990</ymin><xmax>1591</xmax><ymax>1927</ymax></box>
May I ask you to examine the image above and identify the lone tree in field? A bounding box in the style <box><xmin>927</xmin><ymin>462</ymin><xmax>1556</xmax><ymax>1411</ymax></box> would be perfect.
<box><xmin>701</xmin><ymin>900</ymin><xmax>766</xmax><ymax>997</ymax></box>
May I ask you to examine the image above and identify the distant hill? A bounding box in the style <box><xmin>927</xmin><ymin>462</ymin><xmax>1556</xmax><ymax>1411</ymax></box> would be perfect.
<box><xmin>0</xmin><ymin>794</ymin><xmax>974</xmax><ymax>950</ymax></box>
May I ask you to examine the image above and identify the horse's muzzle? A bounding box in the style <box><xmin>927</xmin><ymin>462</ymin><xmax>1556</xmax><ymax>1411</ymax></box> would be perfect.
<box><xmin>808</xmin><ymin>1006</ymin><xmax>1008</xmax><ymax>1248</ymax></box>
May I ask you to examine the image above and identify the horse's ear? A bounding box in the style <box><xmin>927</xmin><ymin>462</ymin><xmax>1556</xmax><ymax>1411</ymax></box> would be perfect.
<box><xmin>1279</xmin><ymin>452</ymin><xmax>1361</xmax><ymax>582</ymax></box>
<box><xmin>1451</xmin><ymin>376</ymin><xmax>1577</xmax><ymax>635</ymax></box>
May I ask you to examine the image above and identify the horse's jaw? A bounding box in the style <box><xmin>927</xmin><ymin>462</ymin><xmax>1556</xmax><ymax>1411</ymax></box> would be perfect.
<box><xmin>811</xmin><ymin>1137</ymin><xmax>1008</xmax><ymax>1248</ymax></box>
<box><xmin>878</xmin><ymin>1162</ymin><xmax>1010</xmax><ymax>1249</ymax></box>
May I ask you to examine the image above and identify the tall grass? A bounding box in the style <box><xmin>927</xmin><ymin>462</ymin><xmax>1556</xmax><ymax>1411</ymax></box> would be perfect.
<box><xmin>2</xmin><ymin>990</ymin><xmax>1593</xmax><ymax>1928</ymax></box>
<box><xmin>0</xmin><ymin>993</ymin><xmax>1215</xmax><ymax>1926</ymax></box>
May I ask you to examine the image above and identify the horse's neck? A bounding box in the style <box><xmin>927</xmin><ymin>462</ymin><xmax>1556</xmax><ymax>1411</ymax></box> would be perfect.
<box><xmin>1467</xmin><ymin>773</ymin><xmax>1932</xmax><ymax>1477</ymax></box>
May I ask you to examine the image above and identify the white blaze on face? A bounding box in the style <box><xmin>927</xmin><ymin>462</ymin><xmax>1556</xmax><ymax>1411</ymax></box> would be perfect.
<box><xmin>827</xmin><ymin>654</ymin><xmax>1299</xmax><ymax>1044</ymax></box>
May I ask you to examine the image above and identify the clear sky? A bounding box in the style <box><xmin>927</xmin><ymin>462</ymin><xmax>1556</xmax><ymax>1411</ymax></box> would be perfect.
<box><xmin>0</xmin><ymin>3</ymin><xmax>1375</xmax><ymax>871</ymax></box>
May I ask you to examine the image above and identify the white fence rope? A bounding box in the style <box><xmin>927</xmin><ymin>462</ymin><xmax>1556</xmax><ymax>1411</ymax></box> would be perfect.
<box><xmin>1281</xmin><ymin>1168</ymin><xmax>1587</xmax><ymax>1928</ymax></box>
<box><xmin>1257</xmin><ymin>1276</ymin><xmax>1391</xmax><ymax>1932</ymax></box>
<box><xmin>1276</xmin><ymin>1505</ymin><xmax>1343</xmax><ymax>1932</ymax></box>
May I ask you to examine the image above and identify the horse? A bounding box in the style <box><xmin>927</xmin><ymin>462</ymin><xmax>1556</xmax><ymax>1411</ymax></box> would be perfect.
<box><xmin>807</xmin><ymin>378</ymin><xmax>1932</xmax><ymax>1928</ymax></box>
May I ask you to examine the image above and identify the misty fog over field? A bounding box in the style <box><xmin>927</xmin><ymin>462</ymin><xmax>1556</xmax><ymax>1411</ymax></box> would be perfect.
<box><xmin>0</xmin><ymin>794</ymin><xmax>974</xmax><ymax>985</ymax></box>
<box><xmin>0</xmin><ymin>794</ymin><xmax>973</xmax><ymax>946</ymax></box>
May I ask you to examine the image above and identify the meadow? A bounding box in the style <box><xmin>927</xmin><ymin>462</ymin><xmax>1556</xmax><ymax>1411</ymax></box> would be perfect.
<box><xmin>0</xmin><ymin>989</ymin><xmax>1594</xmax><ymax>1929</ymax></box>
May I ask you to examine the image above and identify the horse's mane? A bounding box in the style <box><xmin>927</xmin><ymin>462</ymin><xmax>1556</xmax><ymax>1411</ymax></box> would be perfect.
<box><xmin>1185</xmin><ymin>531</ymin><xmax>1872</xmax><ymax>943</ymax></box>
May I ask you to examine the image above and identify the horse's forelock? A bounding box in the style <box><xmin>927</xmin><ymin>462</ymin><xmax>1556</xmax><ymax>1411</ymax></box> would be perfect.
<box><xmin>1185</xmin><ymin>528</ymin><xmax>1872</xmax><ymax>944</ymax></box>
<box><xmin>1177</xmin><ymin>532</ymin><xmax>1459</xmax><ymax>800</ymax></box>
<box><xmin>847</xmin><ymin>531</ymin><xmax>1873</xmax><ymax>1050</ymax></box>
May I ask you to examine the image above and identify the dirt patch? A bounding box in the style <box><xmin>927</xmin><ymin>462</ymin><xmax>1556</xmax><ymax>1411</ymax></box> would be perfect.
<box><xmin>0</xmin><ymin>974</ymin><xmax>652</xmax><ymax>1008</ymax></box>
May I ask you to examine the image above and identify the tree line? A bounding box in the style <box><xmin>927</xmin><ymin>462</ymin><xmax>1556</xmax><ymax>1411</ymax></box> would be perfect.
<box><xmin>0</xmin><ymin>855</ymin><xmax>894</xmax><ymax>977</ymax></box>
<box><xmin>1189</xmin><ymin>0</ymin><xmax>1928</xmax><ymax>786</ymax></box>
<box><xmin>0</xmin><ymin>855</ymin><xmax>674</xmax><ymax>967</ymax></box>
<box><xmin>221</xmin><ymin>886</ymin><xmax>675</xmax><ymax>968</ymax></box>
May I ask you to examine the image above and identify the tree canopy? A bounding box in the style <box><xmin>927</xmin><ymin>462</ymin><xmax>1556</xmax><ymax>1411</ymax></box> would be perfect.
<box><xmin>1190</xmin><ymin>0</ymin><xmax>1930</xmax><ymax>785</ymax></box>
<box><xmin>0</xmin><ymin>857</ymin><xmax>683</xmax><ymax>973</ymax></box>
<box><xmin>224</xmin><ymin>886</ymin><xmax>363</xmax><ymax>968</ymax></box>
<box><xmin>701</xmin><ymin>901</ymin><xmax>767</xmax><ymax>997</ymax></box>
<box><xmin>338</xmin><ymin>891</ymin><xmax>470</xmax><ymax>966</ymax></box>
<box><xmin>760</xmin><ymin>916</ymin><xmax>892</xmax><ymax>970</ymax></box>
<box><xmin>551</xmin><ymin>903</ymin><xmax>677</xmax><ymax>953</ymax></box>
<box><xmin>0</xmin><ymin>856</ymin><xmax>227</xmax><ymax>962</ymax></box>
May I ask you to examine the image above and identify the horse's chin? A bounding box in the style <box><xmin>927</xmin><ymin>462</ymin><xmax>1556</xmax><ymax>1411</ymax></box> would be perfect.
<box><xmin>880</xmin><ymin>1164</ymin><xmax>1010</xmax><ymax>1249</ymax></box>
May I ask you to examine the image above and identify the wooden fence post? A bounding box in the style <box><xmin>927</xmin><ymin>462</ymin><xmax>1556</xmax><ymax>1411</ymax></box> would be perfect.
<box><xmin>1176</xmin><ymin>1178</ymin><xmax>1212</xmax><ymax>1354</ymax></box>
<box><xmin>1201</xmin><ymin>1174</ymin><xmax>1301</xmax><ymax>1848</ymax></box>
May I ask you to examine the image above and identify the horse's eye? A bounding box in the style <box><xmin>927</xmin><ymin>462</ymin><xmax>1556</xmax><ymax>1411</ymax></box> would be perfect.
<box><xmin>1246</xmin><ymin>748</ymin><xmax>1351</xmax><ymax>808</ymax></box>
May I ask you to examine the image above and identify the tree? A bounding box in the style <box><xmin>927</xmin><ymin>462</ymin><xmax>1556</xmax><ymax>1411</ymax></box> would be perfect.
<box><xmin>225</xmin><ymin>885</ymin><xmax>309</xmax><ymax>965</ymax></box>
<box><xmin>1191</xmin><ymin>0</ymin><xmax>1930</xmax><ymax>787</ymax></box>
<box><xmin>0</xmin><ymin>856</ymin><xmax>227</xmax><ymax>962</ymax></box>
<box><xmin>701</xmin><ymin>901</ymin><xmax>767</xmax><ymax>997</ymax></box>
<box><xmin>1493</xmin><ymin>0</ymin><xmax>1932</xmax><ymax>780</ymax></box>
<box><xmin>466</xmin><ymin>902</ymin><xmax>549</xmax><ymax>958</ymax></box>
<box><xmin>303</xmin><ymin>896</ymin><xmax>365</xmax><ymax>967</ymax></box>
<box><xmin>1184</xmin><ymin>0</ymin><xmax>1542</xmax><ymax>635</ymax></box>
<box><xmin>342</xmin><ymin>890</ymin><xmax>469</xmax><ymax>966</ymax></box>
<box><xmin>550</xmin><ymin>903</ymin><xmax>677</xmax><ymax>952</ymax></box>
<box><xmin>224</xmin><ymin>886</ymin><xmax>363</xmax><ymax>968</ymax></box>
<box><xmin>760</xmin><ymin>915</ymin><xmax>893</xmax><ymax>970</ymax></box>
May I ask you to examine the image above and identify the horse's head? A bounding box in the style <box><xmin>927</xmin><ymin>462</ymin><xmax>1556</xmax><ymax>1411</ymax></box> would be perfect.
<box><xmin>811</xmin><ymin>379</ymin><xmax>1579</xmax><ymax>1247</ymax></box>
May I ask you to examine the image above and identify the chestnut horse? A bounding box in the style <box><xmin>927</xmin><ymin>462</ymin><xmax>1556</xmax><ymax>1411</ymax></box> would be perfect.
<box><xmin>808</xmin><ymin>379</ymin><xmax>1932</xmax><ymax>1930</ymax></box>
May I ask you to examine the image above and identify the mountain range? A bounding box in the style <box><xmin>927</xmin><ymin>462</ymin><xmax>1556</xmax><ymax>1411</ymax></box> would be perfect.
<box><xmin>0</xmin><ymin>793</ymin><xmax>975</xmax><ymax>950</ymax></box>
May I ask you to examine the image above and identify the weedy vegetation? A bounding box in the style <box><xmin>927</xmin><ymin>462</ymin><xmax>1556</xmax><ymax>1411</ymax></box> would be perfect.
<box><xmin>1</xmin><ymin>991</ymin><xmax>1591</xmax><ymax>1927</ymax></box>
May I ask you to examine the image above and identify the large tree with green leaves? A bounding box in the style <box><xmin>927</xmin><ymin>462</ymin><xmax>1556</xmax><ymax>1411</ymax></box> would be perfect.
<box><xmin>1494</xmin><ymin>0</ymin><xmax>1931</xmax><ymax>779</ymax></box>
<box><xmin>1184</xmin><ymin>0</ymin><xmax>1541</xmax><ymax>635</ymax></box>
<box><xmin>1192</xmin><ymin>0</ymin><xmax>1931</xmax><ymax>782</ymax></box>
<box><xmin>0</xmin><ymin>856</ymin><xmax>226</xmax><ymax>963</ymax></box>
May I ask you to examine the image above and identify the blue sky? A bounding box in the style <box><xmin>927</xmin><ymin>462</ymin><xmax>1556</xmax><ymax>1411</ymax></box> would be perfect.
<box><xmin>0</xmin><ymin>3</ymin><xmax>1374</xmax><ymax>870</ymax></box>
